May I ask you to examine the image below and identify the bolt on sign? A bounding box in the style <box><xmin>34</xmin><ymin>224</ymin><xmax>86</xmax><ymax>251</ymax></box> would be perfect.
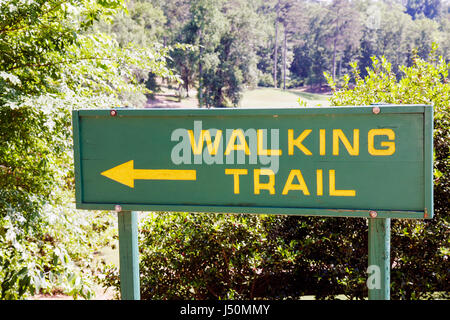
<box><xmin>72</xmin><ymin>105</ymin><xmax>433</xmax><ymax>219</ymax></box>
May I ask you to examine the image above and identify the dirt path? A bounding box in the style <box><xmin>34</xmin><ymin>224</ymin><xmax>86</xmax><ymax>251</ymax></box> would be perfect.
<box><xmin>30</xmin><ymin>285</ymin><xmax>118</xmax><ymax>300</ymax></box>
<box><xmin>145</xmin><ymin>93</ymin><xmax>198</xmax><ymax>109</ymax></box>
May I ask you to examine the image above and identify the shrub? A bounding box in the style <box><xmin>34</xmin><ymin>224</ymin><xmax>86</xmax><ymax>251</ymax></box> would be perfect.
<box><xmin>321</xmin><ymin>45</ymin><xmax>449</xmax><ymax>299</ymax></box>
<box><xmin>141</xmin><ymin>212</ymin><xmax>306</xmax><ymax>299</ymax></box>
<box><xmin>257</xmin><ymin>72</ymin><xmax>274</xmax><ymax>88</ymax></box>
<box><xmin>0</xmin><ymin>101</ymin><xmax>116</xmax><ymax>299</ymax></box>
<box><xmin>101</xmin><ymin>212</ymin><xmax>302</xmax><ymax>299</ymax></box>
<box><xmin>101</xmin><ymin>213</ymin><xmax>370</xmax><ymax>300</ymax></box>
<box><xmin>145</xmin><ymin>72</ymin><xmax>161</xmax><ymax>100</ymax></box>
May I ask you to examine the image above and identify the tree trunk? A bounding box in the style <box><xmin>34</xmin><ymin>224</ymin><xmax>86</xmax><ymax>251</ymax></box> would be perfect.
<box><xmin>184</xmin><ymin>69</ymin><xmax>189</xmax><ymax>98</ymax></box>
<box><xmin>198</xmin><ymin>41</ymin><xmax>203</xmax><ymax>108</ymax></box>
<box><xmin>332</xmin><ymin>7</ymin><xmax>340</xmax><ymax>81</ymax></box>
<box><xmin>332</xmin><ymin>37</ymin><xmax>337</xmax><ymax>80</ymax></box>
<box><xmin>283</xmin><ymin>27</ymin><xmax>287</xmax><ymax>90</ymax></box>
<box><xmin>273</xmin><ymin>2</ymin><xmax>280</xmax><ymax>88</ymax></box>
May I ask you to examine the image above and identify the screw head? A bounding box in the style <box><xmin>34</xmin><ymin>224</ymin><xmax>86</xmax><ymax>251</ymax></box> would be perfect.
<box><xmin>115</xmin><ymin>205</ymin><xmax>122</xmax><ymax>212</ymax></box>
<box><xmin>369</xmin><ymin>210</ymin><xmax>378</xmax><ymax>218</ymax></box>
<box><xmin>110</xmin><ymin>110</ymin><xmax>117</xmax><ymax>116</ymax></box>
<box><xmin>372</xmin><ymin>106</ymin><xmax>380</xmax><ymax>114</ymax></box>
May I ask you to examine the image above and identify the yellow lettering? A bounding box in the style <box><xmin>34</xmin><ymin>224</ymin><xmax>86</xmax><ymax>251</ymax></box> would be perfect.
<box><xmin>225</xmin><ymin>130</ymin><xmax>251</xmax><ymax>155</ymax></box>
<box><xmin>329</xmin><ymin>169</ymin><xmax>356</xmax><ymax>197</ymax></box>
<box><xmin>282</xmin><ymin>170</ymin><xmax>310</xmax><ymax>195</ymax></box>
<box><xmin>257</xmin><ymin>129</ymin><xmax>282</xmax><ymax>156</ymax></box>
<box><xmin>254</xmin><ymin>169</ymin><xmax>275</xmax><ymax>195</ymax></box>
<box><xmin>188</xmin><ymin>130</ymin><xmax>222</xmax><ymax>155</ymax></box>
<box><xmin>332</xmin><ymin>129</ymin><xmax>359</xmax><ymax>156</ymax></box>
<box><xmin>225</xmin><ymin>169</ymin><xmax>248</xmax><ymax>194</ymax></box>
<box><xmin>316</xmin><ymin>169</ymin><xmax>323</xmax><ymax>196</ymax></box>
<box><xmin>288</xmin><ymin>129</ymin><xmax>312</xmax><ymax>155</ymax></box>
<box><xmin>319</xmin><ymin>129</ymin><xmax>326</xmax><ymax>155</ymax></box>
<box><xmin>368</xmin><ymin>129</ymin><xmax>396</xmax><ymax>156</ymax></box>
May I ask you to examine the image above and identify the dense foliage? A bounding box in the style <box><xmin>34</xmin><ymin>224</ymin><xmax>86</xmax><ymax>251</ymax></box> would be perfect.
<box><xmin>99</xmin><ymin>212</ymin><xmax>369</xmax><ymax>299</ymax></box>
<box><xmin>0</xmin><ymin>0</ymin><xmax>177</xmax><ymax>299</ymax></box>
<box><xmin>323</xmin><ymin>46</ymin><xmax>449</xmax><ymax>299</ymax></box>
<box><xmin>102</xmin><ymin>213</ymin><xmax>363</xmax><ymax>300</ymax></box>
<box><xmin>137</xmin><ymin>213</ymin><xmax>300</xmax><ymax>299</ymax></box>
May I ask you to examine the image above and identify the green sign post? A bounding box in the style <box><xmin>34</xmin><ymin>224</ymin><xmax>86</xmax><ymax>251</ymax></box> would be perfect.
<box><xmin>72</xmin><ymin>105</ymin><xmax>433</xmax><ymax>300</ymax></box>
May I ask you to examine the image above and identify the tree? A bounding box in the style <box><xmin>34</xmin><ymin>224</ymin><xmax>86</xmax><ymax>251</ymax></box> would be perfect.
<box><xmin>172</xmin><ymin>0</ymin><xmax>264</xmax><ymax>107</ymax></box>
<box><xmin>268</xmin><ymin>0</ymin><xmax>304</xmax><ymax>89</ymax></box>
<box><xmin>326</xmin><ymin>0</ymin><xmax>362</xmax><ymax>80</ymax></box>
<box><xmin>289</xmin><ymin>2</ymin><xmax>331</xmax><ymax>87</ymax></box>
<box><xmin>405</xmin><ymin>0</ymin><xmax>442</xmax><ymax>19</ymax></box>
<box><xmin>201</xmin><ymin>0</ymin><xmax>264</xmax><ymax>107</ymax></box>
<box><xmin>153</xmin><ymin>0</ymin><xmax>194</xmax><ymax>96</ymax></box>
<box><xmin>357</xmin><ymin>1</ymin><xmax>418</xmax><ymax>76</ymax></box>
<box><xmin>278</xmin><ymin>0</ymin><xmax>307</xmax><ymax>89</ymax></box>
<box><xmin>273</xmin><ymin>0</ymin><xmax>281</xmax><ymax>88</ymax></box>
<box><xmin>184</xmin><ymin>0</ymin><xmax>228</xmax><ymax>107</ymax></box>
<box><xmin>0</xmin><ymin>0</ymin><xmax>177</xmax><ymax>299</ymax></box>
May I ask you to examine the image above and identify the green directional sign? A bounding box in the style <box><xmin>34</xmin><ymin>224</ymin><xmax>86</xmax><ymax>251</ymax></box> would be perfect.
<box><xmin>72</xmin><ymin>105</ymin><xmax>433</xmax><ymax>219</ymax></box>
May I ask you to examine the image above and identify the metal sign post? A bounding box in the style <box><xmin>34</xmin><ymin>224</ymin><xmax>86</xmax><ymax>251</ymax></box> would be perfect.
<box><xmin>368</xmin><ymin>217</ymin><xmax>391</xmax><ymax>300</ymax></box>
<box><xmin>117</xmin><ymin>209</ymin><xmax>140</xmax><ymax>300</ymax></box>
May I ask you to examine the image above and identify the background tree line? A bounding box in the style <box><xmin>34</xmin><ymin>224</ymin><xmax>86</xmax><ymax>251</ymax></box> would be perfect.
<box><xmin>105</xmin><ymin>0</ymin><xmax>450</xmax><ymax>107</ymax></box>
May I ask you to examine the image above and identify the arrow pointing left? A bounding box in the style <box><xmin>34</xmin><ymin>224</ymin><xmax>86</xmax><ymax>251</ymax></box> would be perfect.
<box><xmin>101</xmin><ymin>160</ymin><xmax>196</xmax><ymax>188</ymax></box>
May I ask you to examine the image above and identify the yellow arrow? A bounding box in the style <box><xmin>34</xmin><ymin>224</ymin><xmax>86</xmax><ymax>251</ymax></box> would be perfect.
<box><xmin>101</xmin><ymin>160</ymin><xmax>196</xmax><ymax>188</ymax></box>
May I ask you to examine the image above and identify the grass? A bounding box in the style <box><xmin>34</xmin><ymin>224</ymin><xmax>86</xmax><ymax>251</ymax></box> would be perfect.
<box><xmin>239</xmin><ymin>87</ymin><xmax>331</xmax><ymax>108</ymax></box>
<box><xmin>151</xmin><ymin>86</ymin><xmax>331</xmax><ymax>109</ymax></box>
